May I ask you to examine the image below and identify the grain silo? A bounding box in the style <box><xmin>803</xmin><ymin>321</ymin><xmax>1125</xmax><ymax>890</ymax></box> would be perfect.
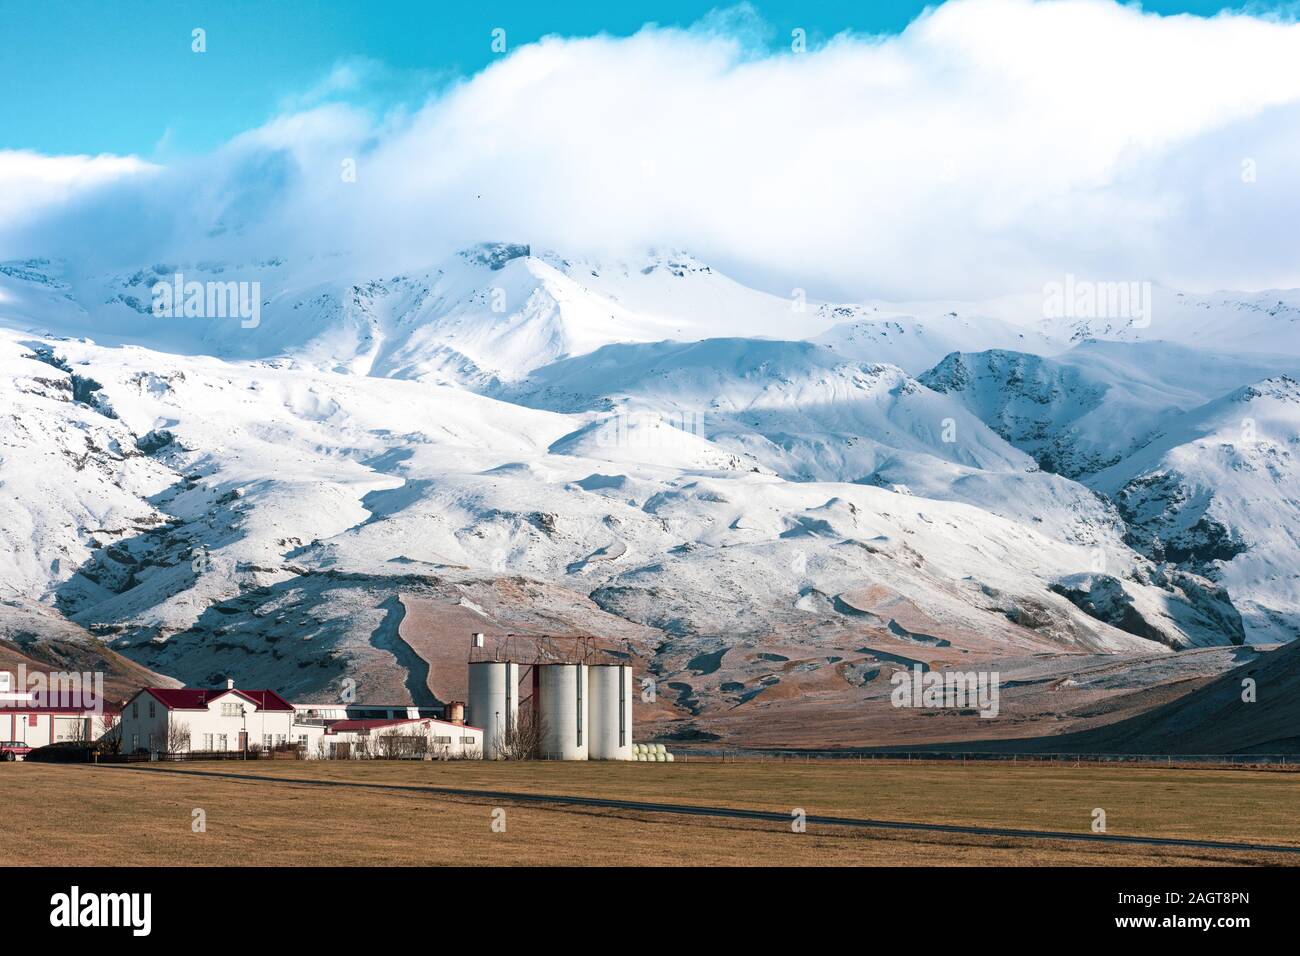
<box><xmin>538</xmin><ymin>663</ymin><xmax>589</xmax><ymax>760</ymax></box>
<box><xmin>468</xmin><ymin>660</ymin><xmax>519</xmax><ymax>759</ymax></box>
<box><xmin>588</xmin><ymin>664</ymin><xmax>633</xmax><ymax>760</ymax></box>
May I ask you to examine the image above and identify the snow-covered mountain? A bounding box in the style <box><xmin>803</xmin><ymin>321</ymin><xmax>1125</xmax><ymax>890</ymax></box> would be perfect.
<box><xmin>1036</xmin><ymin>287</ymin><xmax>1300</xmax><ymax>358</ymax></box>
<box><xmin>1094</xmin><ymin>376</ymin><xmax>1300</xmax><ymax>642</ymax></box>
<box><xmin>811</xmin><ymin>305</ymin><xmax>1059</xmax><ymax>376</ymax></box>
<box><xmin>919</xmin><ymin>340</ymin><xmax>1298</xmax><ymax>479</ymax></box>
<box><xmin>2</xmin><ymin>245</ymin><xmax>1296</xmax><ymax>714</ymax></box>
<box><xmin>508</xmin><ymin>337</ymin><xmax>1125</xmax><ymax>547</ymax></box>
<box><xmin>813</xmin><ymin>287</ymin><xmax>1300</xmax><ymax>376</ymax></box>
<box><xmin>1</xmin><ymin>246</ymin><xmax>847</xmax><ymax>386</ymax></box>
<box><xmin>920</xmin><ymin>342</ymin><xmax>1300</xmax><ymax>643</ymax></box>
<box><xmin>7</xmin><ymin>249</ymin><xmax>1298</xmax><ymax>383</ymax></box>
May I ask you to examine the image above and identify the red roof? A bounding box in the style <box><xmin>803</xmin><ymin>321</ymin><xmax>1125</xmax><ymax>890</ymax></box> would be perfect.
<box><xmin>325</xmin><ymin>717</ymin><xmax>482</xmax><ymax>733</ymax></box>
<box><xmin>143</xmin><ymin>687</ymin><xmax>294</xmax><ymax>712</ymax></box>
<box><xmin>235</xmin><ymin>689</ymin><xmax>294</xmax><ymax>711</ymax></box>
<box><xmin>0</xmin><ymin>703</ymin><xmax>119</xmax><ymax>714</ymax></box>
<box><xmin>325</xmin><ymin>717</ymin><xmax>429</xmax><ymax>732</ymax></box>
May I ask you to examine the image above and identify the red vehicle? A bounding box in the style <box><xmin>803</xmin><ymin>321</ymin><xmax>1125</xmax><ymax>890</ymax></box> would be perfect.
<box><xmin>1</xmin><ymin>741</ymin><xmax>33</xmax><ymax>761</ymax></box>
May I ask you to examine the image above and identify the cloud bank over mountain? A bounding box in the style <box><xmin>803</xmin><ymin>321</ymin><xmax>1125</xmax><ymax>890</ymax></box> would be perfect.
<box><xmin>4</xmin><ymin>0</ymin><xmax>1300</xmax><ymax>300</ymax></box>
<box><xmin>0</xmin><ymin>150</ymin><xmax>158</xmax><ymax>229</ymax></box>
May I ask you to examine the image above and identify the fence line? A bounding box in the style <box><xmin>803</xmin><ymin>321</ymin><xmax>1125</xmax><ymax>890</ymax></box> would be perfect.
<box><xmin>91</xmin><ymin>750</ymin><xmax>301</xmax><ymax>764</ymax></box>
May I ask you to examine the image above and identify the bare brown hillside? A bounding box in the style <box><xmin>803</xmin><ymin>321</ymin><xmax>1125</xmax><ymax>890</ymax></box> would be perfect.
<box><xmin>1051</xmin><ymin>641</ymin><xmax>1300</xmax><ymax>754</ymax></box>
<box><xmin>0</xmin><ymin>600</ymin><xmax>177</xmax><ymax>704</ymax></box>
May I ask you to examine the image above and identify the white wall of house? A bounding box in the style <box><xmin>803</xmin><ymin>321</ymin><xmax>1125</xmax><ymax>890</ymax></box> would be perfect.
<box><xmin>294</xmin><ymin>720</ymin><xmax>327</xmax><ymax>755</ymax></box>
<box><xmin>422</xmin><ymin>721</ymin><xmax>483</xmax><ymax>758</ymax></box>
<box><xmin>119</xmin><ymin>694</ymin><xmax>168</xmax><ymax>753</ymax></box>
<box><xmin>4</xmin><ymin>711</ymin><xmax>49</xmax><ymax>746</ymax></box>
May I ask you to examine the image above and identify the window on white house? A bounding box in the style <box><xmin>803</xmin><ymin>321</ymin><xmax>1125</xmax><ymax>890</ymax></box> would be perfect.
<box><xmin>148</xmin><ymin>733</ymin><xmax>156</xmax><ymax>752</ymax></box>
<box><xmin>202</xmin><ymin>733</ymin><xmax>213</xmax><ymax>750</ymax></box>
<box><xmin>263</xmin><ymin>734</ymin><xmax>272</xmax><ymax>749</ymax></box>
<box><xmin>461</xmin><ymin>737</ymin><xmax>475</xmax><ymax>745</ymax></box>
<box><xmin>221</xmin><ymin>702</ymin><xmax>241</xmax><ymax>717</ymax></box>
<box><xmin>298</xmin><ymin>735</ymin><xmax>307</xmax><ymax>747</ymax></box>
<box><xmin>217</xmin><ymin>733</ymin><xmax>228</xmax><ymax>750</ymax></box>
<box><xmin>434</xmin><ymin>736</ymin><xmax>452</xmax><ymax>744</ymax></box>
<box><xmin>132</xmin><ymin>701</ymin><xmax>138</xmax><ymax>718</ymax></box>
<box><xmin>131</xmin><ymin>734</ymin><xmax>139</xmax><ymax>751</ymax></box>
<box><xmin>148</xmin><ymin>700</ymin><xmax>155</xmax><ymax>718</ymax></box>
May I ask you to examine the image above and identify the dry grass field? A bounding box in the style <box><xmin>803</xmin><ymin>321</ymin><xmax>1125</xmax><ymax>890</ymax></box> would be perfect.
<box><xmin>2</xmin><ymin>759</ymin><xmax>1296</xmax><ymax>866</ymax></box>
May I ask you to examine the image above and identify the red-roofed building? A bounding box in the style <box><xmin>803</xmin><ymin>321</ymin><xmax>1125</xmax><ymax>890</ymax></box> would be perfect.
<box><xmin>1</xmin><ymin>703</ymin><xmax>119</xmax><ymax>752</ymax></box>
<box><xmin>0</xmin><ymin>669</ymin><xmax>118</xmax><ymax>753</ymax></box>
<box><xmin>119</xmin><ymin>679</ymin><xmax>299</xmax><ymax>755</ymax></box>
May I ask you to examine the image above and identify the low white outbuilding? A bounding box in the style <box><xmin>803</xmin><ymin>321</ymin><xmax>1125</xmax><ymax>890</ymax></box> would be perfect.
<box><xmin>300</xmin><ymin>716</ymin><xmax>483</xmax><ymax>759</ymax></box>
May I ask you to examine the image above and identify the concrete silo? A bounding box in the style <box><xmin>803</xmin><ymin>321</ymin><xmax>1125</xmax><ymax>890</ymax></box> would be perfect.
<box><xmin>468</xmin><ymin>660</ymin><xmax>519</xmax><ymax>759</ymax></box>
<box><xmin>588</xmin><ymin>664</ymin><xmax>633</xmax><ymax>760</ymax></box>
<box><xmin>538</xmin><ymin>663</ymin><xmax>589</xmax><ymax>760</ymax></box>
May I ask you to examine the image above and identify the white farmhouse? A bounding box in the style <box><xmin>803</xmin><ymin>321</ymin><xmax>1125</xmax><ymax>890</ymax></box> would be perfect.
<box><xmin>118</xmin><ymin>679</ymin><xmax>297</xmax><ymax>754</ymax></box>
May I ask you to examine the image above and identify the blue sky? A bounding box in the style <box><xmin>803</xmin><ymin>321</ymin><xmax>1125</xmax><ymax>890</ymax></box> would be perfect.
<box><xmin>0</xmin><ymin>0</ymin><xmax>1270</xmax><ymax>156</ymax></box>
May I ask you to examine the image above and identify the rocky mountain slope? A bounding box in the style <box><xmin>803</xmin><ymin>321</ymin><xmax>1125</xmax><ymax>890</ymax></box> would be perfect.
<box><xmin>921</xmin><ymin>339</ymin><xmax>1300</xmax><ymax>642</ymax></box>
<box><xmin>918</xmin><ymin>341</ymin><xmax>1296</xmax><ymax>479</ymax></box>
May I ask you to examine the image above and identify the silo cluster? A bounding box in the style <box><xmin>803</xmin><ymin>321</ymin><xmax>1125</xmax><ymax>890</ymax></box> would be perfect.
<box><xmin>467</xmin><ymin>637</ymin><xmax>636</xmax><ymax>761</ymax></box>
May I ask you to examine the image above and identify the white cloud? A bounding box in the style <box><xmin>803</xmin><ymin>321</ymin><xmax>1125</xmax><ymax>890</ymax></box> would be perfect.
<box><xmin>5</xmin><ymin>0</ymin><xmax>1300</xmax><ymax>299</ymax></box>
<box><xmin>0</xmin><ymin>150</ymin><xmax>157</xmax><ymax>230</ymax></box>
